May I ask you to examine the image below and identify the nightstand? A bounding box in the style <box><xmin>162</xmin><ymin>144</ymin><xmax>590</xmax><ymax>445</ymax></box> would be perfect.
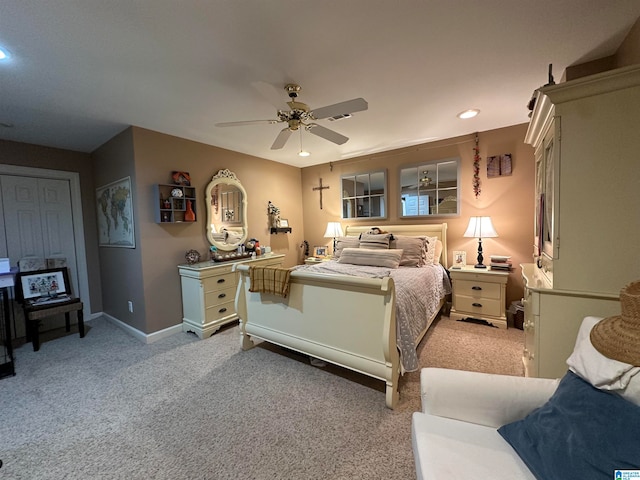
<box><xmin>449</xmin><ymin>266</ymin><xmax>509</xmax><ymax>328</ymax></box>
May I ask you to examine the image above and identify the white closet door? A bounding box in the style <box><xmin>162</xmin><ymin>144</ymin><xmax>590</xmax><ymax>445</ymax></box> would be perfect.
<box><xmin>1</xmin><ymin>176</ymin><xmax>78</xmax><ymax>289</ymax></box>
<box><xmin>2</xmin><ymin>175</ymin><xmax>79</xmax><ymax>336</ymax></box>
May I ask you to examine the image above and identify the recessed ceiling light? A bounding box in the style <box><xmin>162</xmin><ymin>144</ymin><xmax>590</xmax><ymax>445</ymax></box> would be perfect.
<box><xmin>298</xmin><ymin>150</ymin><xmax>310</xmax><ymax>157</ymax></box>
<box><xmin>457</xmin><ymin>109</ymin><xmax>480</xmax><ymax>119</ymax></box>
<box><xmin>0</xmin><ymin>47</ymin><xmax>9</xmax><ymax>60</ymax></box>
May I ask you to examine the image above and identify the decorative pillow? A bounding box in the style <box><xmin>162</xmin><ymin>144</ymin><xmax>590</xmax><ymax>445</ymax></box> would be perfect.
<box><xmin>567</xmin><ymin>316</ymin><xmax>640</xmax><ymax>406</ymax></box>
<box><xmin>423</xmin><ymin>236</ymin><xmax>438</xmax><ymax>265</ymax></box>
<box><xmin>358</xmin><ymin>233</ymin><xmax>391</xmax><ymax>249</ymax></box>
<box><xmin>338</xmin><ymin>248</ymin><xmax>402</xmax><ymax>269</ymax></box>
<box><xmin>333</xmin><ymin>236</ymin><xmax>360</xmax><ymax>259</ymax></box>
<box><xmin>498</xmin><ymin>371</ymin><xmax>640</xmax><ymax>479</ymax></box>
<box><xmin>432</xmin><ymin>239</ymin><xmax>443</xmax><ymax>265</ymax></box>
<box><xmin>389</xmin><ymin>235</ymin><xmax>425</xmax><ymax>267</ymax></box>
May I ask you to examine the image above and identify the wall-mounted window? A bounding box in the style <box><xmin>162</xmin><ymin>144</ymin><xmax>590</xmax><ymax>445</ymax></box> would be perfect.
<box><xmin>341</xmin><ymin>170</ymin><xmax>386</xmax><ymax>219</ymax></box>
<box><xmin>400</xmin><ymin>158</ymin><xmax>460</xmax><ymax>217</ymax></box>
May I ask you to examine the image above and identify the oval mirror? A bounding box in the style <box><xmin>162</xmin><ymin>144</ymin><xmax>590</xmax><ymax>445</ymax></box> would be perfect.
<box><xmin>206</xmin><ymin>169</ymin><xmax>248</xmax><ymax>251</ymax></box>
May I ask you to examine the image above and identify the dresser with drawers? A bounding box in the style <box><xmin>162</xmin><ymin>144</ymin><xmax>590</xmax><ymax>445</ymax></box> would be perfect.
<box><xmin>178</xmin><ymin>254</ymin><xmax>285</xmax><ymax>339</ymax></box>
<box><xmin>449</xmin><ymin>266</ymin><xmax>509</xmax><ymax>329</ymax></box>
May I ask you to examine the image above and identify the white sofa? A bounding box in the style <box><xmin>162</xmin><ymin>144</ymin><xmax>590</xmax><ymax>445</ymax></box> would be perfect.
<box><xmin>411</xmin><ymin>368</ymin><xmax>559</xmax><ymax>480</ymax></box>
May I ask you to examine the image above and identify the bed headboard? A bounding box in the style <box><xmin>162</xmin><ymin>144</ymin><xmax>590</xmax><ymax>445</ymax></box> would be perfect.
<box><xmin>343</xmin><ymin>223</ymin><xmax>448</xmax><ymax>269</ymax></box>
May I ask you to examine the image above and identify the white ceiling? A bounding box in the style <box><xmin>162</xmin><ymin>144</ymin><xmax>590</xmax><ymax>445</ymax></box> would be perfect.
<box><xmin>1</xmin><ymin>1</ymin><xmax>639</xmax><ymax>168</ymax></box>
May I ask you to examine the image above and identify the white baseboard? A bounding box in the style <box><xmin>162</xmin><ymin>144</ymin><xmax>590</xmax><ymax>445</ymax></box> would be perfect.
<box><xmin>96</xmin><ymin>313</ymin><xmax>183</xmax><ymax>344</ymax></box>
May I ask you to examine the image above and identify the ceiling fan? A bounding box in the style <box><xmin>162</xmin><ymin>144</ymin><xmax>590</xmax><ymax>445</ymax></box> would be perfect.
<box><xmin>404</xmin><ymin>170</ymin><xmax>434</xmax><ymax>190</ymax></box>
<box><xmin>215</xmin><ymin>84</ymin><xmax>368</xmax><ymax>150</ymax></box>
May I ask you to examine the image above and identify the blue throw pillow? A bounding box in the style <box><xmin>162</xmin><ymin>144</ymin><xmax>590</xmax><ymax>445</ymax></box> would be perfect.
<box><xmin>498</xmin><ymin>371</ymin><xmax>640</xmax><ymax>480</ymax></box>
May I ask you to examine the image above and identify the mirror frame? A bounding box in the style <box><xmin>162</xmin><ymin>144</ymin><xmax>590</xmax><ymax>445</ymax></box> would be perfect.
<box><xmin>399</xmin><ymin>158</ymin><xmax>460</xmax><ymax>217</ymax></box>
<box><xmin>206</xmin><ymin>169</ymin><xmax>248</xmax><ymax>251</ymax></box>
<box><xmin>340</xmin><ymin>169</ymin><xmax>387</xmax><ymax>220</ymax></box>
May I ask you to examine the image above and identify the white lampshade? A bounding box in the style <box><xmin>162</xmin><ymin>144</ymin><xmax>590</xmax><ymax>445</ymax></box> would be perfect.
<box><xmin>324</xmin><ymin>222</ymin><xmax>344</xmax><ymax>238</ymax></box>
<box><xmin>463</xmin><ymin>216</ymin><xmax>498</xmax><ymax>239</ymax></box>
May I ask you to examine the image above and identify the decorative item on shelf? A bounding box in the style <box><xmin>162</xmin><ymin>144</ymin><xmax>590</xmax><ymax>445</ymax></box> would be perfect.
<box><xmin>161</xmin><ymin>212</ymin><xmax>171</xmax><ymax>222</ymax></box>
<box><xmin>472</xmin><ymin>133</ymin><xmax>481</xmax><ymax>198</ymax></box>
<box><xmin>267</xmin><ymin>200</ymin><xmax>280</xmax><ymax>228</ymax></box>
<box><xmin>172</xmin><ymin>171</ymin><xmax>191</xmax><ymax>186</ymax></box>
<box><xmin>463</xmin><ymin>216</ymin><xmax>498</xmax><ymax>269</ymax></box>
<box><xmin>162</xmin><ymin>196</ymin><xmax>171</xmax><ymax>209</ymax></box>
<box><xmin>185</xmin><ymin>249</ymin><xmax>201</xmax><ymax>265</ymax></box>
<box><xmin>171</xmin><ymin>188</ymin><xmax>183</xmax><ymax>198</ymax></box>
<box><xmin>323</xmin><ymin>221</ymin><xmax>344</xmax><ymax>255</ymax></box>
<box><xmin>184</xmin><ymin>199</ymin><xmax>195</xmax><ymax>222</ymax></box>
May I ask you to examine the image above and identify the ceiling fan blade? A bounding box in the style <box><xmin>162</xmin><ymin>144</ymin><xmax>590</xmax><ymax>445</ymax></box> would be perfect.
<box><xmin>215</xmin><ymin>119</ymin><xmax>280</xmax><ymax>127</ymax></box>
<box><xmin>307</xmin><ymin>124</ymin><xmax>349</xmax><ymax>145</ymax></box>
<box><xmin>311</xmin><ymin>98</ymin><xmax>368</xmax><ymax>120</ymax></box>
<box><xmin>271</xmin><ymin>128</ymin><xmax>293</xmax><ymax>150</ymax></box>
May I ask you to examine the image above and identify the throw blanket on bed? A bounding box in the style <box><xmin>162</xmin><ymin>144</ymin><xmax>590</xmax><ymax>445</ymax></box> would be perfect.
<box><xmin>249</xmin><ymin>266</ymin><xmax>292</xmax><ymax>297</ymax></box>
<box><xmin>293</xmin><ymin>261</ymin><xmax>451</xmax><ymax>372</ymax></box>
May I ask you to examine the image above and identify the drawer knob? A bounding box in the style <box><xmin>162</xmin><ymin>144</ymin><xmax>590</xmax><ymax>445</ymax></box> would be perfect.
<box><xmin>217</xmin><ymin>278</ymin><xmax>225</xmax><ymax>284</ymax></box>
<box><xmin>471</xmin><ymin>286</ymin><xmax>482</xmax><ymax>291</ymax></box>
<box><xmin>219</xmin><ymin>307</ymin><xmax>227</xmax><ymax>313</ymax></box>
<box><xmin>472</xmin><ymin>302</ymin><xmax>482</xmax><ymax>308</ymax></box>
<box><xmin>218</xmin><ymin>293</ymin><xmax>226</xmax><ymax>299</ymax></box>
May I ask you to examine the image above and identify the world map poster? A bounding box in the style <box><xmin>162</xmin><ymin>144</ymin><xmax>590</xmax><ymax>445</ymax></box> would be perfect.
<box><xmin>96</xmin><ymin>176</ymin><xmax>135</xmax><ymax>248</ymax></box>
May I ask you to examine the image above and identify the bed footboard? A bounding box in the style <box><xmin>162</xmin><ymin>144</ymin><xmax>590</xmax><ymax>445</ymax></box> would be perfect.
<box><xmin>235</xmin><ymin>264</ymin><xmax>400</xmax><ymax>408</ymax></box>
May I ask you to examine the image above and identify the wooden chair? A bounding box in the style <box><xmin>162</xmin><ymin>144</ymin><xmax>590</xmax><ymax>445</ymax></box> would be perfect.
<box><xmin>15</xmin><ymin>267</ymin><xmax>84</xmax><ymax>352</ymax></box>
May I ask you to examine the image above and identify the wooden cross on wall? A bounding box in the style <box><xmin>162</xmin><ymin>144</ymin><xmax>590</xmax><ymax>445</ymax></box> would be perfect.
<box><xmin>312</xmin><ymin>178</ymin><xmax>330</xmax><ymax>210</ymax></box>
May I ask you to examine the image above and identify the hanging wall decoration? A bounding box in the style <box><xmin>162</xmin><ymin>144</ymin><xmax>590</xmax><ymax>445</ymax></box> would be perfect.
<box><xmin>472</xmin><ymin>133</ymin><xmax>481</xmax><ymax>198</ymax></box>
<box><xmin>487</xmin><ymin>154</ymin><xmax>513</xmax><ymax>177</ymax></box>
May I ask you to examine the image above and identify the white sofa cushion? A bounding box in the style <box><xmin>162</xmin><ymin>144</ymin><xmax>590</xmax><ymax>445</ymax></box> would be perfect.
<box><xmin>412</xmin><ymin>412</ymin><xmax>535</xmax><ymax>480</ymax></box>
<box><xmin>420</xmin><ymin>368</ymin><xmax>559</xmax><ymax>427</ymax></box>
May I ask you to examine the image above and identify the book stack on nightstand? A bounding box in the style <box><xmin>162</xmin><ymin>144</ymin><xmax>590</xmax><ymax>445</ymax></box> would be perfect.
<box><xmin>490</xmin><ymin>255</ymin><xmax>512</xmax><ymax>271</ymax></box>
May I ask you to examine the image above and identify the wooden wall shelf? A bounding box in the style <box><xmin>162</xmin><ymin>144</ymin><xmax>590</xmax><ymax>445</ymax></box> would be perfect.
<box><xmin>270</xmin><ymin>227</ymin><xmax>292</xmax><ymax>234</ymax></box>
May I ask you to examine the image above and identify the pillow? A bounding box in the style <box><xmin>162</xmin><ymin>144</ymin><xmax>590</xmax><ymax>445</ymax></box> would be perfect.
<box><xmin>338</xmin><ymin>248</ymin><xmax>402</xmax><ymax>269</ymax></box>
<box><xmin>423</xmin><ymin>236</ymin><xmax>438</xmax><ymax>265</ymax></box>
<box><xmin>567</xmin><ymin>316</ymin><xmax>640</xmax><ymax>406</ymax></box>
<box><xmin>333</xmin><ymin>236</ymin><xmax>360</xmax><ymax>259</ymax></box>
<box><xmin>358</xmin><ymin>233</ymin><xmax>391</xmax><ymax>249</ymax></box>
<box><xmin>432</xmin><ymin>239</ymin><xmax>443</xmax><ymax>265</ymax></box>
<box><xmin>498</xmin><ymin>371</ymin><xmax>640</xmax><ymax>479</ymax></box>
<box><xmin>389</xmin><ymin>235</ymin><xmax>425</xmax><ymax>267</ymax></box>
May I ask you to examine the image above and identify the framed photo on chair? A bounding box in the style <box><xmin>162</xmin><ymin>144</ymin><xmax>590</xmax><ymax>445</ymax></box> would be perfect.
<box><xmin>18</xmin><ymin>268</ymin><xmax>70</xmax><ymax>301</ymax></box>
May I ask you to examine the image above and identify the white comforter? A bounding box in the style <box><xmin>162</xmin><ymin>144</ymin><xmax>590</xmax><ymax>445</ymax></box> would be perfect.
<box><xmin>293</xmin><ymin>262</ymin><xmax>451</xmax><ymax>372</ymax></box>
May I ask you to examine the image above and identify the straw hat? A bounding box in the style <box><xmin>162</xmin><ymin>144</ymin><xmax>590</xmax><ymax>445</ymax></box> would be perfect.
<box><xmin>590</xmin><ymin>280</ymin><xmax>640</xmax><ymax>366</ymax></box>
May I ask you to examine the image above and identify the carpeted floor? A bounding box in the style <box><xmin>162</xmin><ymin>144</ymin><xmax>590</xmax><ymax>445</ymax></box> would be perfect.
<box><xmin>0</xmin><ymin>314</ymin><xmax>522</xmax><ymax>480</ymax></box>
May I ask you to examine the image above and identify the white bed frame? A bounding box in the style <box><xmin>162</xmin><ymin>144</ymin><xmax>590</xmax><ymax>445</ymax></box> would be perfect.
<box><xmin>235</xmin><ymin>223</ymin><xmax>448</xmax><ymax>409</ymax></box>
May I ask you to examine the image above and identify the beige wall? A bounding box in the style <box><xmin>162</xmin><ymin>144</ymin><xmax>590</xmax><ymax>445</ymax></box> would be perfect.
<box><xmin>115</xmin><ymin>127</ymin><xmax>303</xmax><ymax>333</ymax></box>
<box><xmin>301</xmin><ymin>124</ymin><xmax>534</xmax><ymax>306</ymax></box>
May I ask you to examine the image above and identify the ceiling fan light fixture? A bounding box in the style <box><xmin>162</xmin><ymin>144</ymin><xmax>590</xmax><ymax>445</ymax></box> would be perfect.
<box><xmin>457</xmin><ymin>109</ymin><xmax>480</xmax><ymax>119</ymax></box>
<box><xmin>298</xmin><ymin>127</ymin><xmax>310</xmax><ymax>157</ymax></box>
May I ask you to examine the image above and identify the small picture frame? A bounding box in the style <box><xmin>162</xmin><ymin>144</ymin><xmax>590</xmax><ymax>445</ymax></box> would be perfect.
<box><xmin>313</xmin><ymin>246</ymin><xmax>327</xmax><ymax>258</ymax></box>
<box><xmin>279</xmin><ymin>218</ymin><xmax>289</xmax><ymax>227</ymax></box>
<box><xmin>19</xmin><ymin>268</ymin><xmax>69</xmax><ymax>300</ymax></box>
<box><xmin>452</xmin><ymin>250</ymin><xmax>466</xmax><ymax>269</ymax></box>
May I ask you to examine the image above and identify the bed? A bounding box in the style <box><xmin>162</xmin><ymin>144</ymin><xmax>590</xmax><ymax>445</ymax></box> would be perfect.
<box><xmin>235</xmin><ymin>223</ymin><xmax>450</xmax><ymax>409</ymax></box>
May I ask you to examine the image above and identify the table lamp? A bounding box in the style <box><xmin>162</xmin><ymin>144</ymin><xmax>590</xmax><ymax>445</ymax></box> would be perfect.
<box><xmin>323</xmin><ymin>222</ymin><xmax>344</xmax><ymax>255</ymax></box>
<box><xmin>463</xmin><ymin>216</ymin><xmax>498</xmax><ymax>268</ymax></box>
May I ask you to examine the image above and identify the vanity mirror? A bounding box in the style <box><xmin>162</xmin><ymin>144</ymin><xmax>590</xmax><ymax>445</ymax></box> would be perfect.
<box><xmin>206</xmin><ymin>169</ymin><xmax>248</xmax><ymax>251</ymax></box>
